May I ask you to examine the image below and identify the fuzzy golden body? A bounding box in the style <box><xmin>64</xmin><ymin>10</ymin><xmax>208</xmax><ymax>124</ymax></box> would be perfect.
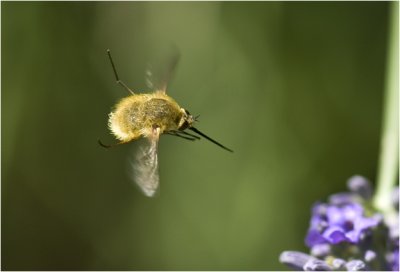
<box><xmin>101</xmin><ymin>49</ymin><xmax>232</xmax><ymax>197</ymax></box>
<box><xmin>108</xmin><ymin>91</ymin><xmax>185</xmax><ymax>142</ymax></box>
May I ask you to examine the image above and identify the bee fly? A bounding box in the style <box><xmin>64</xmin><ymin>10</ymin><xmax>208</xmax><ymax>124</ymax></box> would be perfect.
<box><xmin>100</xmin><ymin>49</ymin><xmax>233</xmax><ymax>197</ymax></box>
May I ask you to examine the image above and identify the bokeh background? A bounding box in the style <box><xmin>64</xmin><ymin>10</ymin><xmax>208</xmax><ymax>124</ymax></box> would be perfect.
<box><xmin>2</xmin><ymin>1</ymin><xmax>392</xmax><ymax>270</ymax></box>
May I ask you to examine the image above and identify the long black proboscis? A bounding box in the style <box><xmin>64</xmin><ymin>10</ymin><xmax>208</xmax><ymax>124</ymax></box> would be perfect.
<box><xmin>189</xmin><ymin>127</ymin><xmax>233</xmax><ymax>153</ymax></box>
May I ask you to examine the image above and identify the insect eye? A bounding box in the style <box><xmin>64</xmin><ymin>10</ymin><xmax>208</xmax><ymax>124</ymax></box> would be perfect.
<box><xmin>179</xmin><ymin>120</ymin><xmax>189</xmax><ymax>130</ymax></box>
<box><xmin>184</xmin><ymin>109</ymin><xmax>190</xmax><ymax>115</ymax></box>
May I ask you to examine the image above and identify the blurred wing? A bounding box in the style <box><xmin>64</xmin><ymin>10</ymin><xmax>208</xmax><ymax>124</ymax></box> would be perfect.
<box><xmin>130</xmin><ymin>128</ymin><xmax>160</xmax><ymax>197</ymax></box>
<box><xmin>145</xmin><ymin>46</ymin><xmax>180</xmax><ymax>93</ymax></box>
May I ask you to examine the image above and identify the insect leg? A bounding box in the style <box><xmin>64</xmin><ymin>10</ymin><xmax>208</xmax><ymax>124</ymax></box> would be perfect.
<box><xmin>107</xmin><ymin>49</ymin><xmax>135</xmax><ymax>95</ymax></box>
<box><xmin>165</xmin><ymin>131</ymin><xmax>197</xmax><ymax>141</ymax></box>
<box><xmin>98</xmin><ymin>139</ymin><xmax>131</xmax><ymax>149</ymax></box>
<box><xmin>176</xmin><ymin>130</ymin><xmax>201</xmax><ymax>140</ymax></box>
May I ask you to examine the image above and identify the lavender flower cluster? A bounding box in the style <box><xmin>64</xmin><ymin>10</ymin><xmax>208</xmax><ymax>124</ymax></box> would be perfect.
<box><xmin>280</xmin><ymin>176</ymin><xmax>399</xmax><ymax>271</ymax></box>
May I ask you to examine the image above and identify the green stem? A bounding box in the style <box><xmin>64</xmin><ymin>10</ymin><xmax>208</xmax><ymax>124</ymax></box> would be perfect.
<box><xmin>373</xmin><ymin>2</ymin><xmax>399</xmax><ymax>213</ymax></box>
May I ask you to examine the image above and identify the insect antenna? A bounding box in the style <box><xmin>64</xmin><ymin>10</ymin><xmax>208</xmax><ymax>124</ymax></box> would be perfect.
<box><xmin>189</xmin><ymin>127</ymin><xmax>233</xmax><ymax>152</ymax></box>
<box><xmin>107</xmin><ymin>49</ymin><xmax>135</xmax><ymax>95</ymax></box>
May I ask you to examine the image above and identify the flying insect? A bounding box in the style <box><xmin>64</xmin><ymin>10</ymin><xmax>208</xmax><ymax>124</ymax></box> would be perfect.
<box><xmin>100</xmin><ymin>49</ymin><xmax>233</xmax><ymax>197</ymax></box>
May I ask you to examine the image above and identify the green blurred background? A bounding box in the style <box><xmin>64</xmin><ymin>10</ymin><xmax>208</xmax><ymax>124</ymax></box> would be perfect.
<box><xmin>2</xmin><ymin>1</ymin><xmax>391</xmax><ymax>270</ymax></box>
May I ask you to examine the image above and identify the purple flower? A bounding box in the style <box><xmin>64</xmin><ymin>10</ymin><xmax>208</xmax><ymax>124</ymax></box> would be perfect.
<box><xmin>303</xmin><ymin>258</ymin><xmax>332</xmax><ymax>271</ymax></box>
<box><xmin>364</xmin><ymin>250</ymin><xmax>376</xmax><ymax>262</ymax></box>
<box><xmin>280</xmin><ymin>176</ymin><xmax>399</xmax><ymax>271</ymax></box>
<box><xmin>331</xmin><ymin>258</ymin><xmax>346</xmax><ymax>269</ymax></box>
<box><xmin>310</xmin><ymin>244</ymin><xmax>330</xmax><ymax>257</ymax></box>
<box><xmin>347</xmin><ymin>175</ymin><xmax>372</xmax><ymax>200</ymax></box>
<box><xmin>305</xmin><ymin>202</ymin><xmax>381</xmax><ymax>247</ymax></box>
<box><xmin>279</xmin><ymin>251</ymin><xmax>333</xmax><ymax>271</ymax></box>
<box><xmin>329</xmin><ymin>192</ymin><xmax>357</xmax><ymax>205</ymax></box>
<box><xmin>391</xmin><ymin>248</ymin><xmax>399</xmax><ymax>271</ymax></box>
<box><xmin>279</xmin><ymin>251</ymin><xmax>314</xmax><ymax>270</ymax></box>
<box><xmin>345</xmin><ymin>259</ymin><xmax>366</xmax><ymax>271</ymax></box>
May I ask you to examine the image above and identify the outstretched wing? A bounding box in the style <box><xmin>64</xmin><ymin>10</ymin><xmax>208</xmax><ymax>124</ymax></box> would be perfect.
<box><xmin>130</xmin><ymin>128</ymin><xmax>160</xmax><ymax>197</ymax></box>
<box><xmin>145</xmin><ymin>46</ymin><xmax>180</xmax><ymax>93</ymax></box>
